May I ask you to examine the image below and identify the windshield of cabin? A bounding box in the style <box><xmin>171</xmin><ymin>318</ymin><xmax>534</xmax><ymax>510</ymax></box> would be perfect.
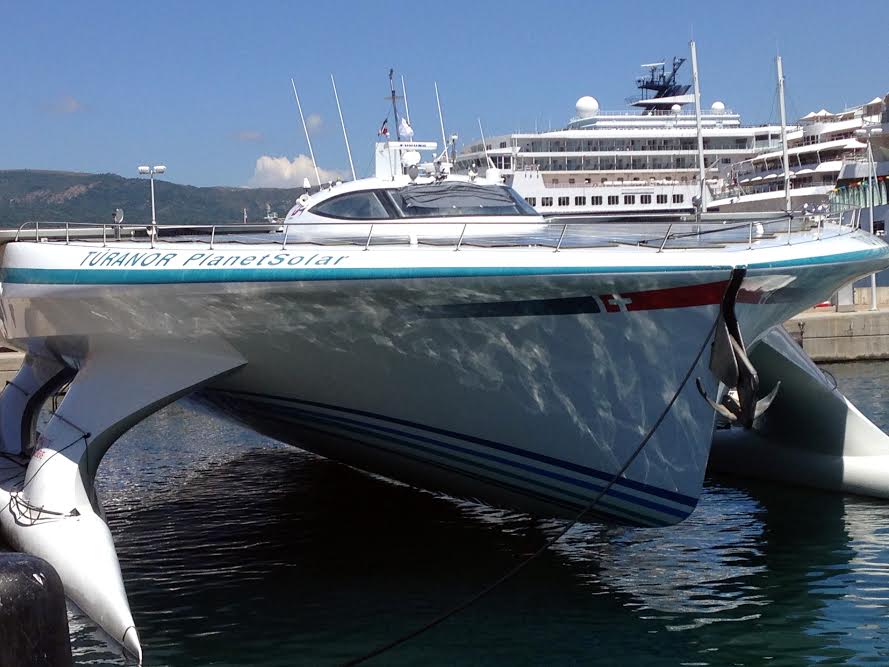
<box><xmin>389</xmin><ymin>183</ymin><xmax>538</xmax><ymax>217</ymax></box>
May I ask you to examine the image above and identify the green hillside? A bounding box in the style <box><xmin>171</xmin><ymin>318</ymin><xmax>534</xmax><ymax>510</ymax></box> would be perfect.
<box><xmin>0</xmin><ymin>170</ymin><xmax>305</xmax><ymax>227</ymax></box>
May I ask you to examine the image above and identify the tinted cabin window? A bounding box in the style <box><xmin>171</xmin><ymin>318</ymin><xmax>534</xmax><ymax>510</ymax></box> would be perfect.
<box><xmin>312</xmin><ymin>192</ymin><xmax>390</xmax><ymax>219</ymax></box>
<box><xmin>390</xmin><ymin>183</ymin><xmax>538</xmax><ymax>217</ymax></box>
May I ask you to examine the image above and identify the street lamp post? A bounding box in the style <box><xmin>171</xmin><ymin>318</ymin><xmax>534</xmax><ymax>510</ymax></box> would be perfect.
<box><xmin>855</xmin><ymin>128</ymin><xmax>883</xmax><ymax>311</ymax></box>
<box><xmin>138</xmin><ymin>164</ymin><xmax>166</xmax><ymax>247</ymax></box>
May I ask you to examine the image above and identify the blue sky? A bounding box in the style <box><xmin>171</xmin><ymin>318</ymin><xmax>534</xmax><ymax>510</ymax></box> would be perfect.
<box><xmin>3</xmin><ymin>1</ymin><xmax>888</xmax><ymax>187</ymax></box>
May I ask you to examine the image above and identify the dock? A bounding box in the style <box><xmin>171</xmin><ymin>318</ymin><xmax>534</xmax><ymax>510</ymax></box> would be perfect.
<box><xmin>786</xmin><ymin>287</ymin><xmax>889</xmax><ymax>362</ymax></box>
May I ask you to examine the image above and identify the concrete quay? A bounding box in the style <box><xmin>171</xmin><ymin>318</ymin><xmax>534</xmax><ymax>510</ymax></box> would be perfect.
<box><xmin>786</xmin><ymin>305</ymin><xmax>889</xmax><ymax>362</ymax></box>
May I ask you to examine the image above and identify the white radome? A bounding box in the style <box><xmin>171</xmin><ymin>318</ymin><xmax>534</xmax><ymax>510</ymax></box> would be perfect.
<box><xmin>575</xmin><ymin>96</ymin><xmax>600</xmax><ymax>118</ymax></box>
<box><xmin>671</xmin><ymin>104</ymin><xmax>682</xmax><ymax>114</ymax></box>
<box><xmin>711</xmin><ymin>100</ymin><xmax>726</xmax><ymax>112</ymax></box>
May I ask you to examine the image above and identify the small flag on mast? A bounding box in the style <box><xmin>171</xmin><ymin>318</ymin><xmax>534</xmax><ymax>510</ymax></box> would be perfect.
<box><xmin>378</xmin><ymin>119</ymin><xmax>389</xmax><ymax>137</ymax></box>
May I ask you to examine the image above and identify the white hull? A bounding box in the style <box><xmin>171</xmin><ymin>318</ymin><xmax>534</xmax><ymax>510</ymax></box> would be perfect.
<box><xmin>1</xmin><ymin>229</ymin><xmax>886</xmax><ymax>524</ymax></box>
<box><xmin>0</xmin><ymin>222</ymin><xmax>886</xmax><ymax>658</ymax></box>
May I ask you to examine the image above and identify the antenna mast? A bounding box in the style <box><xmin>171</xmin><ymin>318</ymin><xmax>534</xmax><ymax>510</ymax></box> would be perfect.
<box><xmin>290</xmin><ymin>78</ymin><xmax>321</xmax><ymax>187</ymax></box>
<box><xmin>689</xmin><ymin>40</ymin><xmax>707</xmax><ymax>212</ymax></box>
<box><xmin>388</xmin><ymin>69</ymin><xmax>401</xmax><ymax>141</ymax></box>
<box><xmin>777</xmin><ymin>55</ymin><xmax>791</xmax><ymax>213</ymax></box>
<box><xmin>330</xmin><ymin>74</ymin><xmax>356</xmax><ymax>181</ymax></box>
<box><xmin>401</xmin><ymin>75</ymin><xmax>411</xmax><ymax>126</ymax></box>
<box><xmin>477</xmin><ymin>118</ymin><xmax>491</xmax><ymax>166</ymax></box>
<box><xmin>434</xmin><ymin>82</ymin><xmax>448</xmax><ymax>161</ymax></box>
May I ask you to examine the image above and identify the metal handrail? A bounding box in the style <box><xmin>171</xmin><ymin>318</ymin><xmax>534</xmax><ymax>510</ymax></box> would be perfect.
<box><xmin>9</xmin><ymin>212</ymin><xmax>859</xmax><ymax>254</ymax></box>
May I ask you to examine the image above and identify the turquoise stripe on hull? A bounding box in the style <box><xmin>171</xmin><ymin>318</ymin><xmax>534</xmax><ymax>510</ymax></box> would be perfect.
<box><xmin>1</xmin><ymin>264</ymin><xmax>728</xmax><ymax>285</ymax></box>
<box><xmin>1</xmin><ymin>246</ymin><xmax>885</xmax><ymax>285</ymax></box>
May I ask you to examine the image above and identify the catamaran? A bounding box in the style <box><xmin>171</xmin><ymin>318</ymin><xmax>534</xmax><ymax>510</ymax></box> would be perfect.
<box><xmin>0</xmin><ymin>134</ymin><xmax>886</xmax><ymax>660</ymax></box>
<box><xmin>1</xmin><ymin>68</ymin><xmax>889</xmax><ymax>662</ymax></box>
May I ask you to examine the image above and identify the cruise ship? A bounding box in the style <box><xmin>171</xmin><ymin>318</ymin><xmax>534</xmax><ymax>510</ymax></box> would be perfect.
<box><xmin>711</xmin><ymin>94</ymin><xmax>887</xmax><ymax>213</ymax></box>
<box><xmin>456</xmin><ymin>56</ymin><xmax>785</xmax><ymax>217</ymax></box>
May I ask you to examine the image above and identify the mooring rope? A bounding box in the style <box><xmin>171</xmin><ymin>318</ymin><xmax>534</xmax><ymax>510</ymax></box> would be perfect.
<box><xmin>342</xmin><ymin>303</ymin><xmax>723</xmax><ymax>666</ymax></box>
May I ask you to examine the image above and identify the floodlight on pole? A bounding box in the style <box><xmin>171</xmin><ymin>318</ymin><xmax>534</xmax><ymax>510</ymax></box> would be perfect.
<box><xmin>137</xmin><ymin>164</ymin><xmax>167</xmax><ymax>247</ymax></box>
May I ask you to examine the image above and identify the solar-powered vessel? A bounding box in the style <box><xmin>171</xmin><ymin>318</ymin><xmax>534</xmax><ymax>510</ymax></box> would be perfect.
<box><xmin>1</xmin><ymin>132</ymin><xmax>889</xmax><ymax>662</ymax></box>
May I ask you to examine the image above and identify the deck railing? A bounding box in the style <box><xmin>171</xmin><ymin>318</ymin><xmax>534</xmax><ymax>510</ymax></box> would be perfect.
<box><xmin>12</xmin><ymin>211</ymin><xmax>861</xmax><ymax>255</ymax></box>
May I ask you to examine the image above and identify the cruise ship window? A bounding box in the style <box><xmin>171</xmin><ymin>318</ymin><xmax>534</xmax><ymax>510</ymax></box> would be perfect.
<box><xmin>569</xmin><ymin>178</ymin><xmax>575</xmax><ymax>184</ymax></box>
<box><xmin>607</xmin><ymin>195</ymin><xmax>619</xmax><ymax>205</ymax></box>
<box><xmin>312</xmin><ymin>191</ymin><xmax>391</xmax><ymax>220</ymax></box>
<box><xmin>624</xmin><ymin>195</ymin><xmax>635</xmax><ymax>205</ymax></box>
<box><xmin>558</xmin><ymin>196</ymin><xmax>570</xmax><ymax>206</ymax></box>
<box><xmin>574</xmin><ymin>196</ymin><xmax>586</xmax><ymax>206</ymax></box>
<box><xmin>541</xmin><ymin>197</ymin><xmax>553</xmax><ymax>207</ymax></box>
<box><xmin>657</xmin><ymin>194</ymin><xmax>668</xmax><ymax>204</ymax></box>
<box><xmin>526</xmin><ymin>197</ymin><xmax>537</xmax><ymax>207</ymax></box>
<box><xmin>640</xmin><ymin>194</ymin><xmax>651</xmax><ymax>204</ymax></box>
<box><xmin>591</xmin><ymin>196</ymin><xmax>602</xmax><ymax>205</ymax></box>
<box><xmin>673</xmin><ymin>194</ymin><xmax>684</xmax><ymax>204</ymax></box>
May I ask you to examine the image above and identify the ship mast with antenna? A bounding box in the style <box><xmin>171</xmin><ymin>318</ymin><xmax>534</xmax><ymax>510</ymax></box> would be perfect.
<box><xmin>777</xmin><ymin>55</ymin><xmax>792</xmax><ymax>213</ymax></box>
<box><xmin>330</xmin><ymin>74</ymin><xmax>356</xmax><ymax>181</ymax></box>
<box><xmin>290</xmin><ymin>78</ymin><xmax>321</xmax><ymax>187</ymax></box>
<box><xmin>690</xmin><ymin>40</ymin><xmax>707</xmax><ymax>212</ymax></box>
<box><xmin>388</xmin><ymin>69</ymin><xmax>401</xmax><ymax>141</ymax></box>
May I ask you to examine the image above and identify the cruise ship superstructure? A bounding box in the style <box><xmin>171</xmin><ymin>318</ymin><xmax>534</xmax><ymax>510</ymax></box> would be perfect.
<box><xmin>711</xmin><ymin>95</ymin><xmax>887</xmax><ymax>212</ymax></box>
<box><xmin>457</xmin><ymin>57</ymin><xmax>785</xmax><ymax>217</ymax></box>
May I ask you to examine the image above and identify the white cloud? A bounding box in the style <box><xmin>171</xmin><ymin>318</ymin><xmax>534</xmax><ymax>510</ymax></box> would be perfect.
<box><xmin>305</xmin><ymin>113</ymin><xmax>323</xmax><ymax>132</ymax></box>
<box><xmin>47</xmin><ymin>95</ymin><xmax>83</xmax><ymax>114</ymax></box>
<box><xmin>248</xmin><ymin>154</ymin><xmax>344</xmax><ymax>188</ymax></box>
<box><xmin>234</xmin><ymin>129</ymin><xmax>263</xmax><ymax>142</ymax></box>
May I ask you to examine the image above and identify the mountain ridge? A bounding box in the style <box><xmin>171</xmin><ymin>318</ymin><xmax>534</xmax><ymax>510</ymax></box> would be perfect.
<box><xmin>0</xmin><ymin>169</ymin><xmax>305</xmax><ymax>227</ymax></box>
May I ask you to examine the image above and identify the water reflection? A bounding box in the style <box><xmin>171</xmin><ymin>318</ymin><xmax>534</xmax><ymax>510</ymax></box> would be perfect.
<box><xmin>65</xmin><ymin>364</ymin><xmax>889</xmax><ymax>665</ymax></box>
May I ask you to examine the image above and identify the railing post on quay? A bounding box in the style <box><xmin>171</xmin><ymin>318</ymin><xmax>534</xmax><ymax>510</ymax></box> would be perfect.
<box><xmin>102</xmin><ymin>225</ymin><xmax>107</xmax><ymax>247</ymax></box>
<box><xmin>363</xmin><ymin>224</ymin><xmax>374</xmax><ymax>251</ymax></box>
<box><xmin>282</xmin><ymin>225</ymin><xmax>289</xmax><ymax>249</ymax></box>
<box><xmin>65</xmin><ymin>223</ymin><xmax>70</xmax><ymax>245</ymax></box>
<box><xmin>210</xmin><ymin>226</ymin><xmax>216</xmax><ymax>251</ymax></box>
<box><xmin>787</xmin><ymin>215</ymin><xmax>793</xmax><ymax>245</ymax></box>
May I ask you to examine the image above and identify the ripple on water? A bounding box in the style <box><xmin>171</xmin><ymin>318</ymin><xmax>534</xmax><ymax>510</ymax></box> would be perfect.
<box><xmin>59</xmin><ymin>365</ymin><xmax>889</xmax><ymax>665</ymax></box>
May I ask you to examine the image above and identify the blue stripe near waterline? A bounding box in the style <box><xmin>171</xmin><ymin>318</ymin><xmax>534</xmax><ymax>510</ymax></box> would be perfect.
<box><xmin>281</xmin><ymin>407</ymin><xmax>663</xmax><ymax>527</ymax></box>
<box><xmin>225</xmin><ymin>393</ymin><xmax>670</xmax><ymax>527</ymax></box>
<box><xmin>255</xmin><ymin>397</ymin><xmax>689</xmax><ymax>521</ymax></box>
<box><xmin>217</xmin><ymin>389</ymin><xmax>699</xmax><ymax>508</ymax></box>
<box><xmin>209</xmin><ymin>389</ymin><xmax>698</xmax><ymax>516</ymax></box>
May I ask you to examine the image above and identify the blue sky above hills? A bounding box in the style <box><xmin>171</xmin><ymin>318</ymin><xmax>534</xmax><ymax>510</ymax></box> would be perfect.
<box><xmin>4</xmin><ymin>1</ymin><xmax>888</xmax><ymax>187</ymax></box>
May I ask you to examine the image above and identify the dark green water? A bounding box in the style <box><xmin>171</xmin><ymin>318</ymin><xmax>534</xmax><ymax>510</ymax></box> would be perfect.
<box><xmin>72</xmin><ymin>362</ymin><xmax>889</xmax><ymax>666</ymax></box>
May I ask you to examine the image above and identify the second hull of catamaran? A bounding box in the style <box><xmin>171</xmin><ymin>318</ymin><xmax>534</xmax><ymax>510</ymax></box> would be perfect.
<box><xmin>1</xmin><ymin>226</ymin><xmax>885</xmax><ymax>528</ymax></box>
